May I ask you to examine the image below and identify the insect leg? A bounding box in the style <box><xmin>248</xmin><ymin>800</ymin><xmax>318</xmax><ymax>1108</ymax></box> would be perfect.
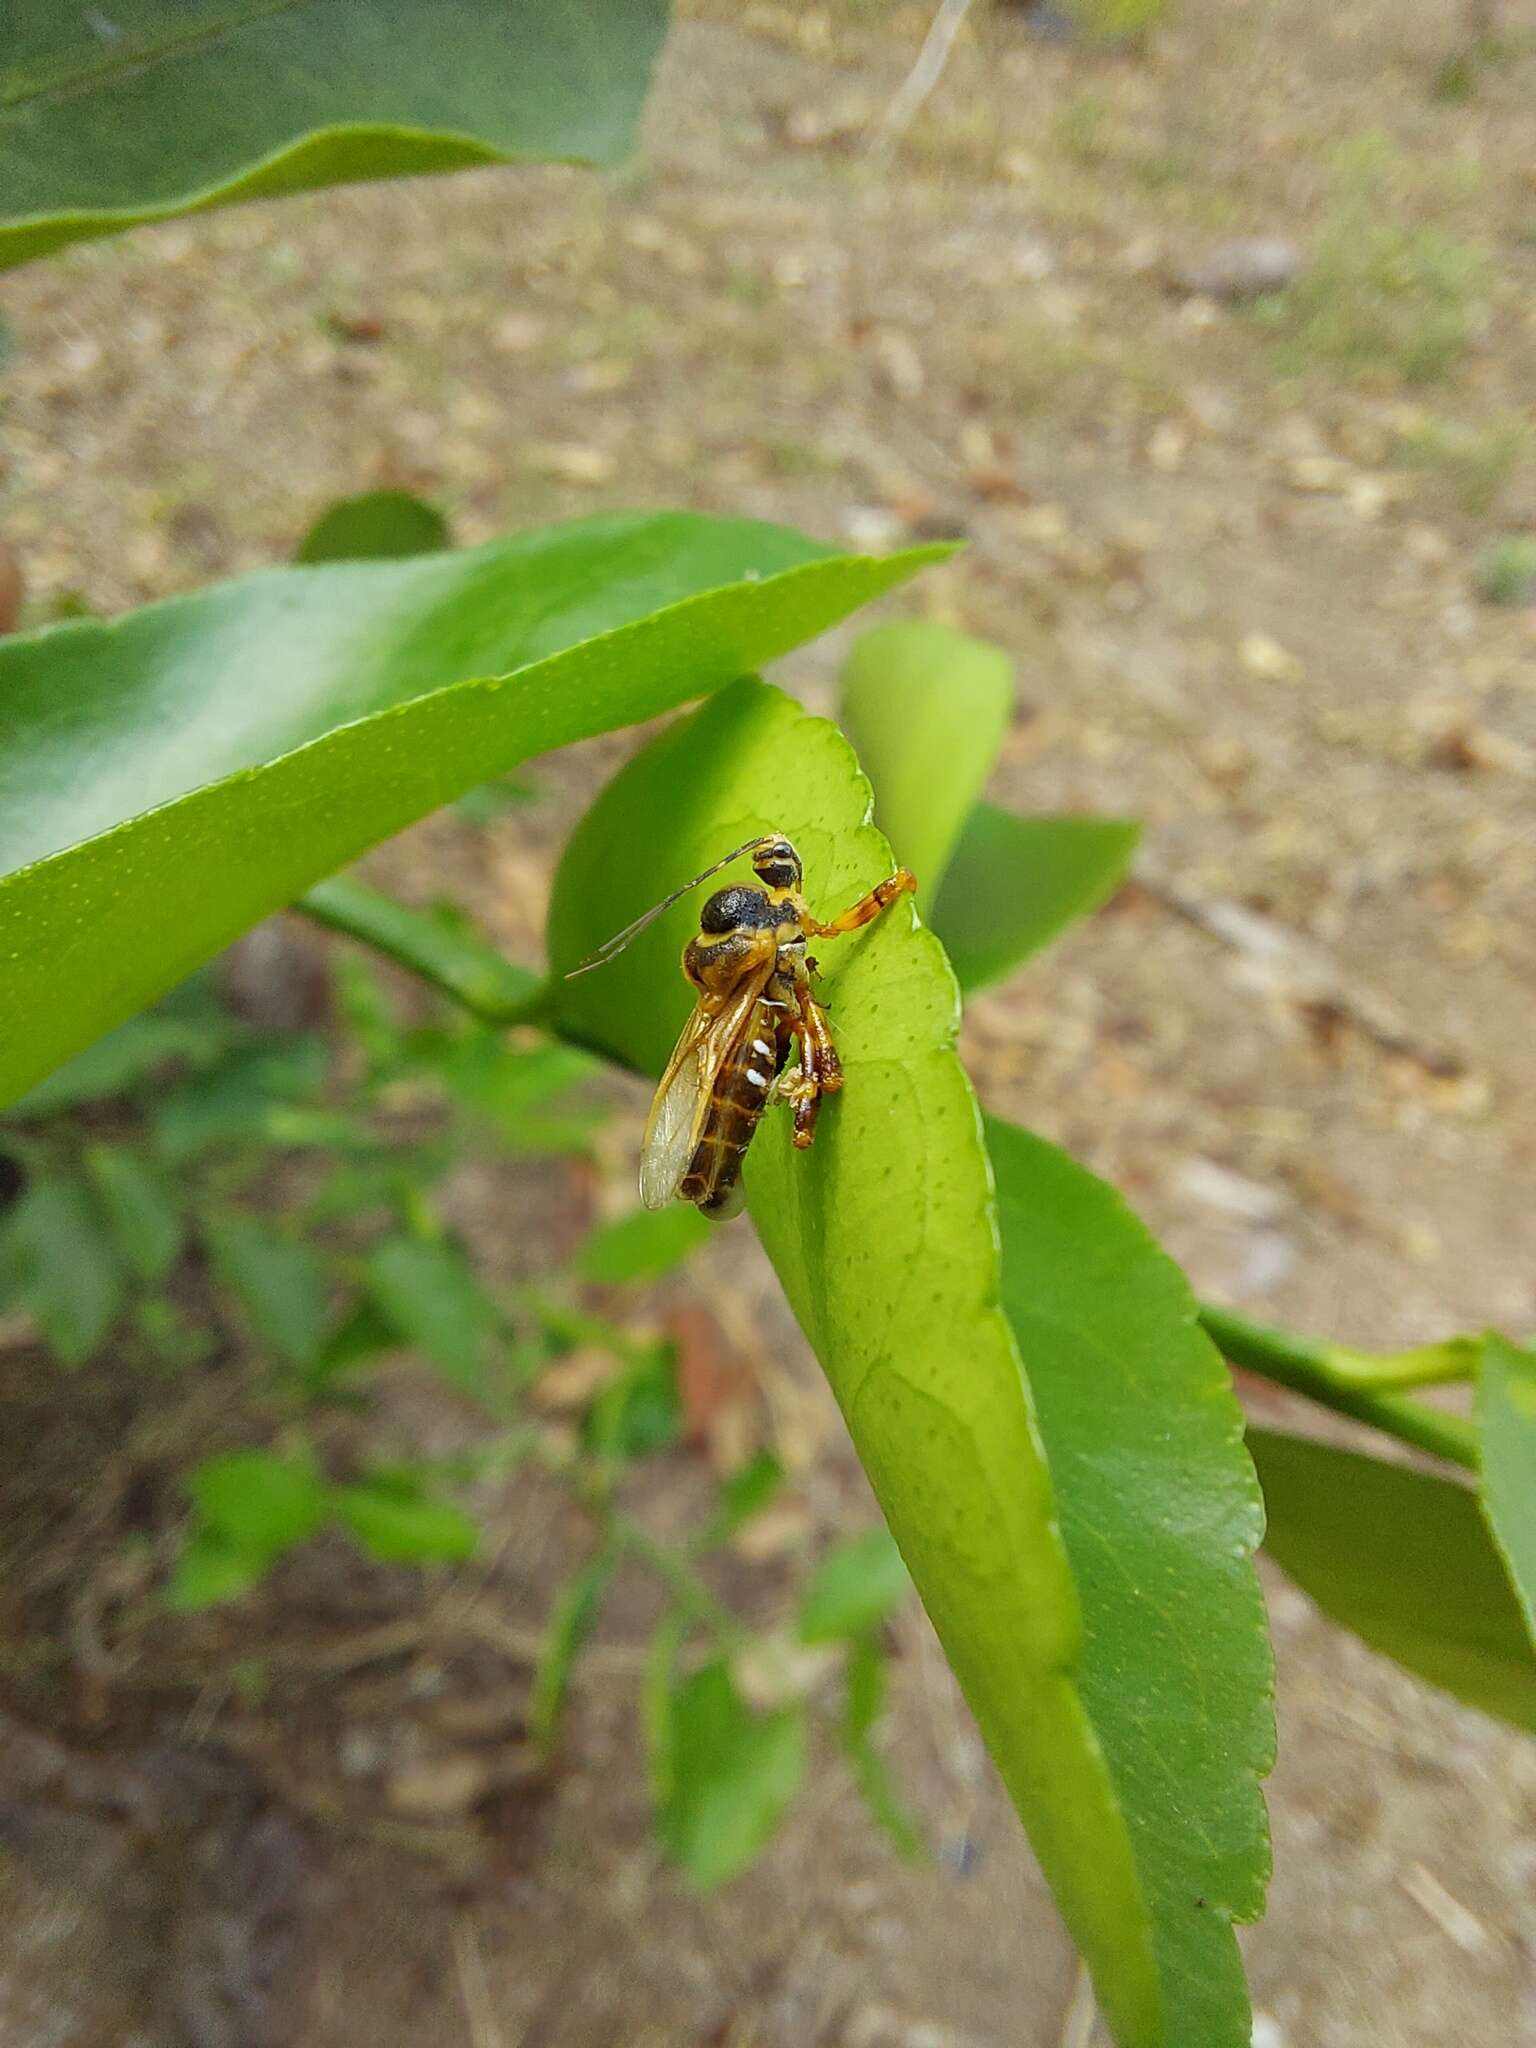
<box><xmin>803</xmin><ymin>867</ymin><xmax>916</xmax><ymax>939</ymax></box>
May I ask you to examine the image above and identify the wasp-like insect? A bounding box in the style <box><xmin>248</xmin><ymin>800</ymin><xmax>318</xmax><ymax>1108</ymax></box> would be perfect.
<box><xmin>567</xmin><ymin>834</ymin><xmax>915</xmax><ymax>1220</ymax></box>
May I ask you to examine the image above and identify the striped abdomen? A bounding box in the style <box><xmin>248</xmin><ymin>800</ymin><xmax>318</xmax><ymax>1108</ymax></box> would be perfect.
<box><xmin>679</xmin><ymin>998</ymin><xmax>787</xmax><ymax>1219</ymax></box>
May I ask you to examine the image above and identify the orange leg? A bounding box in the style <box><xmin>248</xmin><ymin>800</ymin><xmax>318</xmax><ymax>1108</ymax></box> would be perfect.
<box><xmin>803</xmin><ymin>868</ymin><xmax>916</xmax><ymax>940</ymax></box>
<box><xmin>786</xmin><ymin>973</ymin><xmax>842</xmax><ymax>1148</ymax></box>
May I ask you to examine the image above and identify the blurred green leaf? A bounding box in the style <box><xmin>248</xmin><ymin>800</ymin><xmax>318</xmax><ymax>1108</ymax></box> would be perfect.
<box><xmin>4</xmin><ymin>1174</ymin><xmax>124</xmax><ymax>1364</ymax></box>
<box><xmin>932</xmin><ymin>807</ymin><xmax>1140</xmax><ymax>995</ymax></box>
<box><xmin>704</xmin><ymin>1450</ymin><xmax>784</xmax><ymax>1545</ymax></box>
<box><xmin>1251</xmin><ymin>1429</ymin><xmax>1536</xmax><ymax>1733</ymax></box>
<box><xmin>838</xmin><ymin>621</ymin><xmax>1013</xmax><ymax>910</ymax></box>
<box><xmin>585</xmin><ymin>1345</ymin><xmax>680</xmax><ymax>1460</ymax></box>
<box><xmin>207</xmin><ymin>1211</ymin><xmax>332</xmax><ymax>1368</ymax></box>
<box><xmin>547</xmin><ymin>679</ymin><xmax>1164</xmax><ymax>2047</ymax></box>
<box><xmin>0</xmin><ymin>513</ymin><xmax>942</xmax><ymax>1111</ymax></box>
<box><xmin>84</xmin><ymin>1146</ymin><xmax>184</xmax><ymax>1283</ymax></box>
<box><xmin>295</xmin><ymin>490</ymin><xmax>450</xmax><ymax>565</ymax></box>
<box><xmin>1479</xmin><ymin>1336</ymin><xmax>1536</xmax><ymax>1650</ymax></box>
<box><xmin>433</xmin><ymin>1035</ymin><xmax>601</xmax><ymax>1154</ymax></box>
<box><xmin>577</xmin><ymin>1203</ymin><xmax>713</xmax><ymax>1286</ymax></box>
<box><xmin>167</xmin><ymin>1529</ymin><xmax>270</xmax><ymax>1611</ymax></box>
<box><xmin>529</xmin><ymin>1551</ymin><xmax>616</xmax><ymax>1754</ymax></box>
<box><xmin>152</xmin><ymin>1040</ymin><xmax>329</xmax><ymax>1165</ymax></box>
<box><xmin>189</xmin><ymin>1448</ymin><xmax>328</xmax><ymax>1556</ymax></box>
<box><xmin>366</xmin><ymin>1233</ymin><xmax>499</xmax><ymax>1398</ymax></box>
<box><xmin>6</xmin><ymin>978</ymin><xmax>235</xmax><ymax>1120</ymax></box>
<box><xmin>656</xmin><ymin>1660</ymin><xmax>806</xmax><ymax>1890</ymax></box>
<box><xmin>306</xmin><ymin>1297</ymin><xmax>401</xmax><ymax>1388</ymax></box>
<box><xmin>0</xmin><ymin>0</ymin><xmax>673</xmax><ymax>270</ymax></box>
<box><xmin>335</xmin><ymin>1472</ymin><xmax>479</xmax><ymax>1564</ymax></box>
<box><xmin>991</xmin><ymin>1117</ymin><xmax>1273</xmax><ymax>2048</ymax></box>
<box><xmin>842</xmin><ymin>1635</ymin><xmax>924</xmax><ymax>1860</ymax></box>
<box><xmin>798</xmin><ymin>1527</ymin><xmax>908</xmax><ymax>1644</ymax></box>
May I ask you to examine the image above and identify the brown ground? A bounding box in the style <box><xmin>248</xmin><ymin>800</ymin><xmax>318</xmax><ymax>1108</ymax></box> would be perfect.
<box><xmin>2</xmin><ymin>1</ymin><xmax>1536</xmax><ymax>2043</ymax></box>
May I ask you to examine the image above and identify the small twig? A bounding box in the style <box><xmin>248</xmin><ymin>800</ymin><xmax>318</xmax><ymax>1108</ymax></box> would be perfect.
<box><xmin>298</xmin><ymin>876</ymin><xmax>550</xmax><ymax>1028</ymax></box>
<box><xmin>875</xmin><ymin>0</ymin><xmax>978</xmax><ymax>148</ymax></box>
<box><xmin>1200</xmin><ymin>1303</ymin><xmax>1479</xmax><ymax>1471</ymax></box>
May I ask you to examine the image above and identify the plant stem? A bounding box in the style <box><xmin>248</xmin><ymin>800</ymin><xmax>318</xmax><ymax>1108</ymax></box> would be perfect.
<box><xmin>298</xmin><ymin>876</ymin><xmax>551</xmax><ymax>1027</ymax></box>
<box><xmin>611</xmin><ymin>1510</ymin><xmax>748</xmax><ymax>1647</ymax></box>
<box><xmin>1199</xmin><ymin>1302</ymin><xmax>1478</xmax><ymax>1471</ymax></box>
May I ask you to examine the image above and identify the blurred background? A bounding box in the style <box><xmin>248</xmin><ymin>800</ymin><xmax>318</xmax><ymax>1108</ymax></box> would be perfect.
<box><xmin>2</xmin><ymin>1</ymin><xmax>1535</xmax><ymax>2043</ymax></box>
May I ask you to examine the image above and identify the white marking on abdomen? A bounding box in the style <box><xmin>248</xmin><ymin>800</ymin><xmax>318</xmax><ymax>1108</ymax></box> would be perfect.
<box><xmin>746</xmin><ymin>1069</ymin><xmax>769</xmax><ymax>1088</ymax></box>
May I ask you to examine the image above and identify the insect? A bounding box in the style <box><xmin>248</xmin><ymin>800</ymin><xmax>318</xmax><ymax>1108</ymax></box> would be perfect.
<box><xmin>567</xmin><ymin>834</ymin><xmax>915</xmax><ymax>1220</ymax></box>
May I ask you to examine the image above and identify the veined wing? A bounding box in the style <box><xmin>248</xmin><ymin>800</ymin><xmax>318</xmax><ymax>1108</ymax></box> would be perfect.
<box><xmin>640</xmin><ymin>967</ymin><xmax>773</xmax><ymax>1211</ymax></box>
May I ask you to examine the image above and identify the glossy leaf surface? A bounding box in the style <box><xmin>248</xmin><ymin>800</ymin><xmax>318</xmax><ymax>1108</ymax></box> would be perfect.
<box><xmin>838</xmin><ymin>621</ymin><xmax>1013</xmax><ymax>909</ymax></box>
<box><xmin>547</xmin><ymin>679</ymin><xmax>1163</xmax><ymax>2047</ymax></box>
<box><xmin>990</xmin><ymin>1116</ymin><xmax>1273</xmax><ymax>2048</ymax></box>
<box><xmin>1479</xmin><ymin>1335</ymin><xmax>1536</xmax><ymax>1650</ymax></box>
<box><xmin>1251</xmin><ymin>1429</ymin><xmax>1536</xmax><ymax>1732</ymax></box>
<box><xmin>933</xmin><ymin>806</ymin><xmax>1140</xmax><ymax>994</ymax></box>
<box><xmin>0</xmin><ymin>515</ymin><xmax>937</xmax><ymax>1108</ymax></box>
<box><xmin>1</xmin><ymin>0</ymin><xmax>671</xmax><ymax>269</ymax></box>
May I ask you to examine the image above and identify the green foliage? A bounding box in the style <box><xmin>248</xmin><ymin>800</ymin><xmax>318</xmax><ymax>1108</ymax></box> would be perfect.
<box><xmin>991</xmin><ymin>1117</ymin><xmax>1272</xmax><ymax>2048</ymax></box>
<box><xmin>295</xmin><ymin>490</ymin><xmax>450</xmax><ymax>565</ymax></box>
<box><xmin>585</xmin><ymin>1344</ymin><xmax>681</xmax><ymax>1460</ymax></box>
<box><xmin>1251</xmin><ymin>1431</ymin><xmax>1536</xmax><ymax>1732</ymax></box>
<box><xmin>1</xmin><ymin>1173</ymin><xmax>125</xmax><ymax>1364</ymax></box>
<box><xmin>0</xmin><ymin>0</ymin><xmax>673</xmax><ymax>269</ymax></box>
<box><xmin>798</xmin><ymin>1528</ymin><xmax>909</xmax><ymax>1644</ymax></box>
<box><xmin>703</xmin><ymin>1451</ymin><xmax>784</xmax><ymax>1545</ymax></box>
<box><xmin>1477</xmin><ymin>1337</ymin><xmax>1536</xmax><ymax>1651</ymax></box>
<box><xmin>577</xmin><ymin>1204</ymin><xmax>713</xmax><ymax>1286</ymax></box>
<box><xmin>333</xmin><ymin>1470</ymin><xmax>480</xmax><ymax>1564</ymax></box>
<box><xmin>842</xmin><ymin>1635</ymin><xmax>924</xmax><ymax>1860</ymax></box>
<box><xmin>839</xmin><ymin>622</ymin><xmax>1014</xmax><ymax>911</ymax></box>
<box><xmin>1477</xmin><ymin>535</ymin><xmax>1536</xmax><ymax>606</ymax></box>
<box><xmin>529</xmin><ymin>1552</ymin><xmax>617</xmax><ymax>1754</ymax></box>
<box><xmin>208</xmin><ymin>1212</ymin><xmax>332</xmax><ymax>1369</ymax></box>
<box><xmin>653</xmin><ymin>1658</ymin><xmax>806</xmax><ymax>1890</ymax></box>
<box><xmin>366</xmin><ymin>1235</ymin><xmax>500</xmax><ymax>1401</ymax></box>
<box><xmin>932</xmin><ymin>806</ymin><xmax>1140</xmax><ymax>994</ymax></box>
<box><xmin>84</xmin><ymin>1147</ymin><xmax>184</xmax><ymax>1283</ymax></box>
<box><xmin>0</xmin><ymin>516</ymin><xmax>940</xmax><ymax>1109</ymax></box>
<box><xmin>546</xmin><ymin>680</ymin><xmax>1167</xmax><ymax>2047</ymax></box>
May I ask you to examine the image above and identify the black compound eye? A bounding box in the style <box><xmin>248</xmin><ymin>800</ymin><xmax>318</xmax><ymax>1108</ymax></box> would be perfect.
<box><xmin>700</xmin><ymin>885</ymin><xmax>755</xmax><ymax>935</ymax></box>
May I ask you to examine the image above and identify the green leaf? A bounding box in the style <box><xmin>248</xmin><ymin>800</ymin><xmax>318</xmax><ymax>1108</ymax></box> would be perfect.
<box><xmin>703</xmin><ymin>1450</ymin><xmax>784</xmax><ymax>1545</ymax></box>
<box><xmin>990</xmin><ymin>1116</ymin><xmax>1273</xmax><ymax>2048</ymax></box>
<box><xmin>431</xmin><ymin>1035</ymin><xmax>598</xmax><ymax>1152</ymax></box>
<box><xmin>305</xmin><ymin>1296</ymin><xmax>400</xmax><ymax>1388</ymax></box>
<box><xmin>577</xmin><ymin>1203</ymin><xmax>713</xmax><ymax>1286</ymax></box>
<box><xmin>1479</xmin><ymin>1335</ymin><xmax>1536</xmax><ymax>1650</ymax></box>
<box><xmin>838</xmin><ymin>621</ymin><xmax>1013</xmax><ymax>908</ymax></box>
<box><xmin>4</xmin><ymin>1174</ymin><xmax>124</xmax><ymax>1364</ymax></box>
<box><xmin>295</xmin><ymin>490</ymin><xmax>450</xmax><ymax>566</ymax></box>
<box><xmin>842</xmin><ymin>1635</ymin><xmax>925</xmax><ymax>1860</ymax></box>
<box><xmin>188</xmin><ymin>1448</ymin><xmax>328</xmax><ymax>1556</ymax></box>
<box><xmin>366</xmin><ymin>1234</ymin><xmax>498</xmax><ymax>1398</ymax></box>
<box><xmin>0</xmin><ymin>0</ymin><xmax>672</xmax><ymax>271</ymax></box>
<box><xmin>167</xmin><ymin>1529</ymin><xmax>270</xmax><ymax>1611</ymax></box>
<box><xmin>656</xmin><ymin>1660</ymin><xmax>806</xmax><ymax>1890</ymax></box>
<box><xmin>84</xmin><ymin>1146</ymin><xmax>184</xmax><ymax>1283</ymax></box>
<box><xmin>932</xmin><ymin>806</ymin><xmax>1140</xmax><ymax>995</ymax></box>
<box><xmin>206</xmin><ymin>1211</ymin><xmax>332</xmax><ymax>1367</ymax></box>
<box><xmin>151</xmin><ymin>1040</ymin><xmax>329</xmax><ymax>1164</ymax></box>
<box><xmin>798</xmin><ymin>1528</ymin><xmax>909</xmax><ymax>1645</ymax></box>
<box><xmin>546</xmin><ymin>678</ymin><xmax>1163</xmax><ymax>2047</ymax></box>
<box><xmin>1250</xmin><ymin>1429</ymin><xmax>1536</xmax><ymax>1733</ymax></box>
<box><xmin>334</xmin><ymin>1473</ymin><xmax>479</xmax><ymax>1564</ymax></box>
<box><xmin>584</xmin><ymin>1344</ymin><xmax>680</xmax><ymax>1460</ymax></box>
<box><xmin>528</xmin><ymin>1552</ymin><xmax>616</xmax><ymax>1754</ymax></box>
<box><xmin>0</xmin><ymin>515</ymin><xmax>939</xmax><ymax>1110</ymax></box>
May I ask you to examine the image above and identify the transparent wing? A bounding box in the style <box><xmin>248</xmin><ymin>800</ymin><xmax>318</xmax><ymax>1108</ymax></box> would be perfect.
<box><xmin>639</xmin><ymin>972</ymin><xmax>773</xmax><ymax>1210</ymax></box>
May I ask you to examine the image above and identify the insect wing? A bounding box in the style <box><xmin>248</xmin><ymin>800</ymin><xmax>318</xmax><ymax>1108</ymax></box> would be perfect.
<box><xmin>639</xmin><ymin>979</ymin><xmax>768</xmax><ymax>1211</ymax></box>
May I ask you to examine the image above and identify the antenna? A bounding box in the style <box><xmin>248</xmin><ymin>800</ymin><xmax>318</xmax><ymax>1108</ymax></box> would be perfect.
<box><xmin>563</xmin><ymin>835</ymin><xmax>777</xmax><ymax>978</ymax></box>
